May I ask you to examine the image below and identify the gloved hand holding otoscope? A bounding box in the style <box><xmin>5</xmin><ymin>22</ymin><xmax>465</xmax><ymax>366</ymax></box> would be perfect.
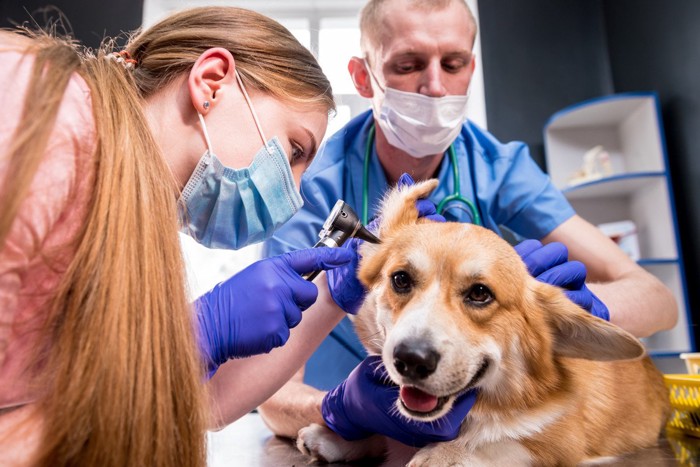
<box><xmin>195</xmin><ymin>200</ymin><xmax>375</xmax><ymax>375</ymax></box>
<box><xmin>304</xmin><ymin>200</ymin><xmax>381</xmax><ymax>282</ymax></box>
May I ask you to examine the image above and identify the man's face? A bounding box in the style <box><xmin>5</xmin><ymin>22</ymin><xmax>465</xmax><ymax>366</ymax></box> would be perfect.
<box><xmin>369</xmin><ymin>0</ymin><xmax>476</xmax><ymax>97</ymax></box>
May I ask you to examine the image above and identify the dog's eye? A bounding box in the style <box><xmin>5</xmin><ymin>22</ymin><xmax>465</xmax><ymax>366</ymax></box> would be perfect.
<box><xmin>391</xmin><ymin>271</ymin><xmax>413</xmax><ymax>294</ymax></box>
<box><xmin>464</xmin><ymin>284</ymin><xmax>493</xmax><ymax>305</ymax></box>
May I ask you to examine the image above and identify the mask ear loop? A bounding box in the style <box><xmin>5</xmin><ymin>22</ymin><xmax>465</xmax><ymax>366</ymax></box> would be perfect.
<box><xmin>235</xmin><ymin>70</ymin><xmax>274</xmax><ymax>156</ymax></box>
<box><xmin>197</xmin><ymin>112</ymin><xmax>214</xmax><ymax>155</ymax></box>
<box><xmin>364</xmin><ymin>58</ymin><xmax>388</xmax><ymax>121</ymax></box>
<box><xmin>363</xmin><ymin>57</ymin><xmax>386</xmax><ymax>94</ymax></box>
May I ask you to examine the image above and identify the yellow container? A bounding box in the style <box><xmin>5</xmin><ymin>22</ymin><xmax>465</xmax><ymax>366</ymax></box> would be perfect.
<box><xmin>665</xmin><ymin>374</ymin><xmax>700</xmax><ymax>438</ymax></box>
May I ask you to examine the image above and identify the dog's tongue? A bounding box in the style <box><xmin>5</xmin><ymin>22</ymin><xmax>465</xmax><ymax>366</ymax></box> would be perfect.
<box><xmin>399</xmin><ymin>386</ymin><xmax>438</xmax><ymax>413</ymax></box>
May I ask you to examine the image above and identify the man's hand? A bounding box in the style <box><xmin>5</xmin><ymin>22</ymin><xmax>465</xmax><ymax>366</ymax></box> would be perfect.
<box><xmin>515</xmin><ymin>239</ymin><xmax>610</xmax><ymax>320</ymax></box>
<box><xmin>321</xmin><ymin>356</ymin><xmax>477</xmax><ymax>447</ymax></box>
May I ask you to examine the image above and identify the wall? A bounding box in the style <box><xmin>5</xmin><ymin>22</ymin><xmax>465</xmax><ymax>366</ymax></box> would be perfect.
<box><xmin>477</xmin><ymin>0</ymin><xmax>612</xmax><ymax>169</ymax></box>
<box><xmin>478</xmin><ymin>0</ymin><xmax>699</xmax><ymax>345</ymax></box>
<box><xmin>1</xmin><ymin>0</ymin><xmax>143</xmax><ymax>49</ymax></box>
<box><xmin>603</xmin><ymin>0</ymin><xmax>700</xmax><ymax>348</ymax></box>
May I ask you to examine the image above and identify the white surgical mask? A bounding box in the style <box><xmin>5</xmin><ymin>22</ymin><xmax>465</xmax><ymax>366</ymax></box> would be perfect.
<box><xmin>366</xmin><ymin>60</ymin><xmax>470</xmax><ymax>158</ymax></box>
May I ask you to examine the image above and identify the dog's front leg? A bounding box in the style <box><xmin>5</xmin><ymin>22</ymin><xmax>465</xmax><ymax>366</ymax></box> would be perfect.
<box><xmin>407</xmin><ymin>439</ymin><xmax>534</xmax><ymax>467</ymax></box>
<box><xmin>296</xmin><ymin>423</ymin><xmax>386</xmax><ymax>463</ymax></box>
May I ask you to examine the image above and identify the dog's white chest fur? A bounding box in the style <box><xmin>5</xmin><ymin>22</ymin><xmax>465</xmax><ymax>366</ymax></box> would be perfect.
<box><xmin>464</xmin><ymin>402</ymin><xmax>567</xmax><ymax>447</ymax></box>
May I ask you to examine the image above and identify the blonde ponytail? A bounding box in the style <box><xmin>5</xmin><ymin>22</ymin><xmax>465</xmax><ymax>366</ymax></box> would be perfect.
<box><xmin>1</xmin><ymin>33</ymin><xmax>207</xmax><ymax>467</ymax></box>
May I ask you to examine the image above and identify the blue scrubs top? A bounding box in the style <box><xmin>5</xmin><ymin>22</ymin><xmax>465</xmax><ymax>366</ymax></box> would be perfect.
<box><xmin>264</xmin><ymin>110</ymin><xmax>575</xmax><ymax>390</ymax></box>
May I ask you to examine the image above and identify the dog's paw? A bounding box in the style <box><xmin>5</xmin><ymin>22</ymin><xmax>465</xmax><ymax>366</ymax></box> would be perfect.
<box><xmin>297</xmin><ymin>424</ymin><xmax>386</xmax><ymax>464</ymax></box>
<box><xmin>296</xmin><ymin>423</ymin><xmax>354</xmax><ymax>463</ymax></box>
<box><xmin>407</xmin><ymin>443</ymin><xmax>472</xmax><ymax>467</ymax></box>
<box><xmin>408</xmin><ymin>440</ymin><xmax>535</xmax><ymax>467</ymax></box>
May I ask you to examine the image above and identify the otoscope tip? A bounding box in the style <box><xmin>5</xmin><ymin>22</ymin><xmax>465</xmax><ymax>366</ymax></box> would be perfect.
<box><xmin>356</xmin><ymin>226</ymin><xmax>381</xmax><ymax>244</ymax></box>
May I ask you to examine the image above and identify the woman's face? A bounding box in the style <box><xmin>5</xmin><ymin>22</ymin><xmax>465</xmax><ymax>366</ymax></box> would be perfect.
<box><xmin>201</xmin><ymin>87</ymin><xmax>329</xmax><ymax>189</ymax></box>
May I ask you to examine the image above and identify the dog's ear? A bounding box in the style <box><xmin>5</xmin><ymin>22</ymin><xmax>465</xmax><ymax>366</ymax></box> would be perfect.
<box><xmin>377</xmin><ymin>179</ymin><xmax>439</xmax><ymax>238</ymax></box>
<box><xmin>357</xmin><ymin>179</ymin><xmax>438</xmax><ymax>288</ymax></box>
<box><xmin>535</xmin><ymin>283</ymin><xmax>645</xmax><ymax>361</ymax></box>
<box><xmin>358</xmin><ymin>240</ymin><xmax>385</xmax><ymax>287</ymax></box>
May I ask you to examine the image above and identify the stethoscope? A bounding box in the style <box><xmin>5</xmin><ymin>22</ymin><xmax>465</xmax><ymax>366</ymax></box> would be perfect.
<box><xmin>362</xmin><ymin>124</ymin><xmax>482</xmax><ymax>226</ymax></box>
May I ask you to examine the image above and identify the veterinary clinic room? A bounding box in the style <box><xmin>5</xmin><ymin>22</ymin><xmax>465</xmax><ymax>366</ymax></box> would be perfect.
<box><xmin>3</xmin><ymin>0</ymin><xmax>700</xmax><ymax>465</ymax></box>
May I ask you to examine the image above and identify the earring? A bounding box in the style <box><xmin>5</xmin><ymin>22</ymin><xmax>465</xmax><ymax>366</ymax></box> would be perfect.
<box><xmin>203</xmin><ymin>100</ymin><xmax>210</xmax><ymax>110</ymax></box>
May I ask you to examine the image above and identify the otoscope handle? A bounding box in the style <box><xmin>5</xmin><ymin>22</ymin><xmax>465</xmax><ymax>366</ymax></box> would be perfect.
<box><xmin>304</xmin><ymin>230</ymin><xmax>351</xmax><ymax>281</ymax></box>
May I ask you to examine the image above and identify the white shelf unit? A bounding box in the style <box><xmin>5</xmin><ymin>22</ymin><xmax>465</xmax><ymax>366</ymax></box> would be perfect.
<box><xmin>544</xmin><ymin>92</ymin><xmax>693</xmax><ymax>356</ymax></box>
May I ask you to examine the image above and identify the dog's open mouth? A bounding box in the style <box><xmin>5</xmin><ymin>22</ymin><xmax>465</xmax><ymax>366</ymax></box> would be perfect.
<box><xmin>399</xmin><ymin>359</ymin><xmax>489</xmax><ymax>417</ymax></box>
<box><xmin>399</xmin><ymin>386</ymin><xmax>447</xmax><ymax>414</ymax></box>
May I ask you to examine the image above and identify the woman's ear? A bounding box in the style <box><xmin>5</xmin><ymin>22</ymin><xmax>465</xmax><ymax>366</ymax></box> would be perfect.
<box><xmin>188</xmin><ymin>47</ymin><xmax>237</xmax><ymax>114</ymax></box>
<box><xmin>348</xmin><ymin>56</ymin><xmax>374</xmax><ymax>99</ymax></box>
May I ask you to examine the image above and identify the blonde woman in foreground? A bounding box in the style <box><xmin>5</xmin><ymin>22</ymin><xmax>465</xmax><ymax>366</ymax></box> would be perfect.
<box><xmin>0</xmin><ymin>7</ymin><xmax>364</xmax><ymax>466</ymax></box>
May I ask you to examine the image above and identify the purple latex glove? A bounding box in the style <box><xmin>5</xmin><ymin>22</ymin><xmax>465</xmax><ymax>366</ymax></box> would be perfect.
<box><xmin>327</xmin><ymin>173</ymin><xmax>444</xmax><ymax>314</ymax></box>
<box><xmin>322</xmin><ymin>356</ymin><xmax>477</xmax><ymax>447</ymax></box>
<box><xmin>398</xmin><ymin>173</ymin><xmax>446</xmax><ymax>223</ymax></box>
<box><xmin>515</xmin><ymin>239</ymin><xmax>610</xmax><ymax>320</ymax></box>
<box><xmin>195</xmin><ymin>247</ymin><xmax>354</xmax><ymax>375</ymax></box>
<box><xmin>327</xmin><ymin>236</ymin><xmax>365</xmax><ymax>314</ymax></box>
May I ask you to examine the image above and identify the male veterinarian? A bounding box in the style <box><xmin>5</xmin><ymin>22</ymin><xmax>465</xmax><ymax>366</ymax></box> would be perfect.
<box><xmin>258</xmin><ymin>0</ymin><xmax>678</xmax><ymax>445</ymax></box>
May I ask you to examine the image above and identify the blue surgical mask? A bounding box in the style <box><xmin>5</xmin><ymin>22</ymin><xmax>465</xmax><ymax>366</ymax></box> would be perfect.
<box><xmin>178</xmin><ymin>72</ymin><xmax>303</xmax><ymax>250</ymax></box>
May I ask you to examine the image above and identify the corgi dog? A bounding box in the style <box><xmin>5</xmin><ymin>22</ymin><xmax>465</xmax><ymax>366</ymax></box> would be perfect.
<box><xmin>297</xmin><ymin>179</ymin><xmax>669</xmax><ymax>466</ymax></box>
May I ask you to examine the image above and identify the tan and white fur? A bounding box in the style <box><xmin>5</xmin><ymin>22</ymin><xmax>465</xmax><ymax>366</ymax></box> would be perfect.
<box><xmin>297</xmin><ymin>180</ymin><xmax>670</xmax><ymax>466</ymax></box>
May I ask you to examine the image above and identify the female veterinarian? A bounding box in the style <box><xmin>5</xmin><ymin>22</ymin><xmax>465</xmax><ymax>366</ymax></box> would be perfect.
<box><xmin>0</xmin><ymin>6</ymin><xmax>469</xmax><ymax>466</ymax></box>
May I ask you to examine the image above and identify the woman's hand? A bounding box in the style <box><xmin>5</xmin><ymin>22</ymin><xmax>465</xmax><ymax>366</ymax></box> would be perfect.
<box><xmin>195</xmin><ymin>248</ymin><xmax>354</xmax><ymax>376</ymax></box>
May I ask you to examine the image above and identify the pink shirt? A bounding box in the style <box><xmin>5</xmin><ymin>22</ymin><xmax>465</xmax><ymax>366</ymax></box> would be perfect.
<box><xmin>0</xmin><ymin>47</ymin><xmax>96</xmax><ymax>409</ymax></box>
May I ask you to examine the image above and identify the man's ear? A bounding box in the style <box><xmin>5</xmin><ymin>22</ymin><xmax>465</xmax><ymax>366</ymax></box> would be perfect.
<box><xmin>348</xmin><ymin>56</ymin><xmax>374</xmax><ymax>98</ymax></box>
<box><xmin>188</xmin><ymin>47</ymin><xmax>237</xmax><ymax>114</ymax></box>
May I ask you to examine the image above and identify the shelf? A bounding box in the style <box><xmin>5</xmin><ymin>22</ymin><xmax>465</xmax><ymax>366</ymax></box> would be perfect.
<box><xmin>545</xmin><ymin>93</ymin><xmax>659</xmax><ymax>130</ymax></box>
<box><xmin>544</xmin><ymin>92</ymin><xmax>693</xmax><ymax>355</ymax></box>
<box><xmin>638</xmin><ymin>258</ymin><xmax>679</xmax><ymax>266</ymax></box>
<box><xmin>545</xmin><ymin>92</ymin><xmax>666</xmax><ymax>188</ymax></box>
<box><xmin>648</xmin><ymin>350</ymin><xmax>692</xmax><ymax>358</ymax></box>
<box><xmin>562</xmin><ymin>171</ymin><xmax>666</xmax><ymax>199</ymax></box>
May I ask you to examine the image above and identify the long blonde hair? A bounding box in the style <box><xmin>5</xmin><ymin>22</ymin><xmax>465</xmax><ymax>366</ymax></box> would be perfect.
<box><xmin>0</xmin><ymin>7</ymin><xmax>333</xmax><ymax>466</ymax></box>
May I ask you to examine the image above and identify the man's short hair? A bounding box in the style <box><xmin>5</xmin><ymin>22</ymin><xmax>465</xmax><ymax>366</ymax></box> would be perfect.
<box><xmin>359</xmin><ymin>0</ymin><xmax>477</xmax><ymax>55</ymax></box>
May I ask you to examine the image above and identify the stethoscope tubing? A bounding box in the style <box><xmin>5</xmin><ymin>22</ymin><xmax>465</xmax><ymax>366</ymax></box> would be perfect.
<box><xmin>362</xmin><ymin>123</ymin><xmax>481</xmax><ymax>226</ymax></box>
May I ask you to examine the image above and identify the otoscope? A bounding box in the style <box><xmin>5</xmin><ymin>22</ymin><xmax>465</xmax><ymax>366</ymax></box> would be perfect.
<box><xmin>304</xmin><ymin>199</ymin><xmax>381</xmax><ymax>281</ymax></box>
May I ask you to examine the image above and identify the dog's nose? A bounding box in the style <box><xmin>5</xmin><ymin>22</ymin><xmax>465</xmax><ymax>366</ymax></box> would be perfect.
<box><xmin>393</xmin><ymin>341</ymin><xmax>441</xmax><ymax>380</ymax></box>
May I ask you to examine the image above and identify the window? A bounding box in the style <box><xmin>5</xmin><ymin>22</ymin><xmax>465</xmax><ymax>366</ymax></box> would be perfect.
<box><xmin>277</xmin><ymin>17</ymin><xmax>311</xmax><ymax>50</ymax></box>
<box><xmin>318</xmin><ymin>17</ymin><xmax>361</xmax><ymax>95</ymax></box>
